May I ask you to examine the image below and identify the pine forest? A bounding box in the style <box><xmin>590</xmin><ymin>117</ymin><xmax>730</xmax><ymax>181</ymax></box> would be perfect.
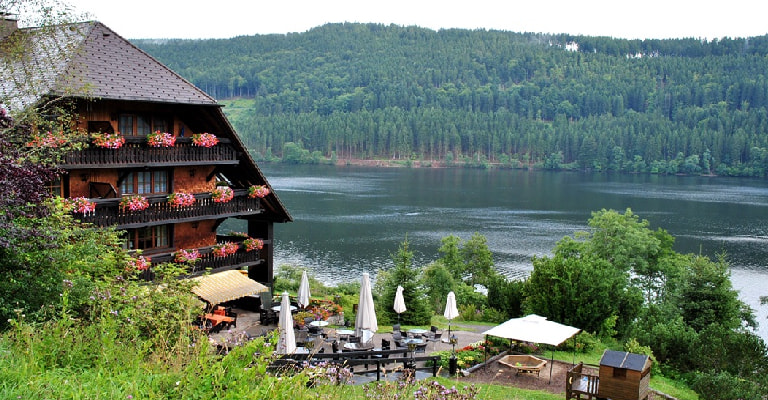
<box><xmin>136</xmin><ymin>23</ymin><xmax>768</xmax><ymax>176</ymax></box>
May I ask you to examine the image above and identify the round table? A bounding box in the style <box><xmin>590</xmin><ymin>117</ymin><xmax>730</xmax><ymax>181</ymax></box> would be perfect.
<box><xmin>408</xmin><ymin>328</ymin><xmax>428</xmax><ymax>336</ymax></box>
<box><xmin>309</xmin><ymin>320</ymin><xmax>329</xmax><ymax>327</ymax></box>
<box><xmin>343</xmin><ymin>342</ymin><xmax>372</xmax><ymax>351</ymax></box>
<box><xmin>272</xmin><ymin>305</ymin><xmax>297</xmax><ymax>312</ymax></box>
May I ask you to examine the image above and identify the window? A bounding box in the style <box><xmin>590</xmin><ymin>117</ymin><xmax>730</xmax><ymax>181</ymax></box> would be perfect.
<box><xmin>123</xmin><ymin>225</ymin><xmax>169</xmax><ymax>251</ymax></box>
<box><xmin>118</xmin><ymin>113</ymin><xmax>170</xmax><ymax>136</ymax></box>
<box><xmin>120</xmin><ymin>170</ymin><xmax>168</xmax><ymax>195</ymax></box>
<box><xmin>46</xmin><ymin>176</ymin><xmax>64</xmax><ymax>197</ymax></box>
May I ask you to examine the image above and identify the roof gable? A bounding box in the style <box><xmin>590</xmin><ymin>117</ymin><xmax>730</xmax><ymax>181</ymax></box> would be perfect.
<box><xmin>62</xmin><ymin>22</ymin><xmax>217</xmax><ymax>105</ymax></box>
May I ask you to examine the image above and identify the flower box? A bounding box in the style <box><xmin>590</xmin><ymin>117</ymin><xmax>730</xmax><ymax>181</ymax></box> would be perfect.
<box><xmin>146</xmin><ymin>131</ymin><xmax>176</xmax><ymax>147</ymax></box>
<box><xmin>248</xmin><ymin>185</ymin><xmax>270</xmax><ymax>199</ymax></box>
<box><xmin>167</xmin><ymin>192</ymin><xmax>195</xmax><ymax>207</ymax></box>
<box><xmin>126</xmin><ymin>255</ymin><xmax>151</xmax><ymax>272</ymax></box>
<box><xmin>120</xmin><ymin>195</ymin><xmax>150</xmax><ymax>212</ymax></box>
<box><xmin>174</xmin><ymin>249</ymin><xmax>200</xmax><ymax>263</ymax></box>
<box><xmin>243</xmin><ymin>237</ymin><xmax>264</xmax><ymax>252</ymax></box>
<box><xmin>66</xmin><ymin>197</ymin><xmax>96</xmax><ymax>214</ymax></box>
<box><xmin>27</xmin><ymin>130</ymin><xmax>68</xmax><ymax>147</ymax></box>
<box><xmin>191</xmin><ymin>132</ymin><xmax>219</xmax><ymax>147</ymax></box>
<box><xmin>212</xmin><ymin>242</ymin><xmax>239</xmax><ymax>257</ymax></box>
<box><xmin>211</xmin><ymin>186</ymin><xmax>234</xmax><ymax>203</ymax></box>
<box><xmin>92</xmin><ymin>132</ymin><xmax>125</xmax><ymax>149</ymax></box>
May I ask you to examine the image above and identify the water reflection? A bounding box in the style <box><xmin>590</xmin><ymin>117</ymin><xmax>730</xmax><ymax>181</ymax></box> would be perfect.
<box><xmin>252</xmin><ymin>164</ymin><xmax>768</xmax><ymax>340</ymax></box>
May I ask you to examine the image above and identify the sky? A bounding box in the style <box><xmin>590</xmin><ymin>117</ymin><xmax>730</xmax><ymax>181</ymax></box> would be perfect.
<box><xmin>56</xmin><ymin>0</ymin><xmax>768</xmax><ymax>41</ymax></box>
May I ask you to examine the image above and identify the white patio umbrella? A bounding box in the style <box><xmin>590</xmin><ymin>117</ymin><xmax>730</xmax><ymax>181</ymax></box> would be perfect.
<box><xmin>297</xmin><ymin>270</ymin><xmax>311</xmax><ymax>309</ymax></box>
<box><xmin>355</xmin><ymin>272</ymin><xmax>378</xmax><ymax>344</ymax></box>
<box><xmin>444</xmin><ymin>291</ymin><xmax>459</xmax><ymax>336</ymax></box>
<box><xmin>276</xmin><ymin>291</ymin><xmax>296</xmax><ymax>354</ymax></box>
<box><xmin>393</xmin><ymin>285</ymin><xmax>406</xmax><ymax>324</ymax></box>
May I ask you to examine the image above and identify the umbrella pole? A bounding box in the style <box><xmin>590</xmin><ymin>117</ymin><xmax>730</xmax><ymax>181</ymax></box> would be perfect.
<box><xmin>548</xmin><ymin>349</ymin><xmax>554</xmax><ymax>384</ymax></box>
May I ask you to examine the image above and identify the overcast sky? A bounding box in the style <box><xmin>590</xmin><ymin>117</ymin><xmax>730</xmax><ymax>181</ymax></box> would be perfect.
<box><xmin>60</xmin><ymin>0</ymin><xmax>767</xmax><ymax>40</ymax></box>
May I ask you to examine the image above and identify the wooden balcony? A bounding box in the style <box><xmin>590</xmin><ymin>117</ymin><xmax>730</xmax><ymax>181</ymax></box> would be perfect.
<box><xmin>136</xmin><ymin>242</ymin><xmax>268</xmax><ymax>280</ymax></box>
<box><xmin>76</xmin><ymin>189</ymin><xmax>262</xmax><ymax>228</ymax></box>
<box><xmin>61</xmin><ymin>137</ymin><xmax>239</xmax><ymax>169</ymax></box>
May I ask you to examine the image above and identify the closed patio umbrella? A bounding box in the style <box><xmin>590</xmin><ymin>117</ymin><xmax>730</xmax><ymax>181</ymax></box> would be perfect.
<box><xmin>444</xmin><ymin>291</ymin><xmax>459</xmax><ymax>336</ymax></box>
<box><xmin>297</xmin><ymin>270</ymin><xmax>311</xmax><ymax>309</ymax></box>
<box><xmin>393</xmin><ymin>285</ymin><xmax>406</xmax><ymax>324</ymax></box>
<box><xmin>277</xmin><ymin>291</ymin><xmax>296</xmax><ymax>354</ymax></box>
<box><xmin>355</xmin><ymin>272</ymin><xmax>378</xmax><ymax>343</ymax></box>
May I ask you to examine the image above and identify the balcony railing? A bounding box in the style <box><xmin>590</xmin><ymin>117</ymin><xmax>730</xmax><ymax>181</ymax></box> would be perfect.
<box><xmin>61</xmin><ymin>137</ymin><xmax>238</xmax><ymax>169</ymax></box>
<box><xmin>76</xmin><ymin>189</ymin><xmax>262</xmax><ymax>228</ymax></box>
<box><xmin>136</xmin><ymin>243</ymin><xmax>268</xmax><ymax>280</ymax></box>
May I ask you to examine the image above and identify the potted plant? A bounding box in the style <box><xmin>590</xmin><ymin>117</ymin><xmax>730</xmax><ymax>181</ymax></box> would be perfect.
<box><xmin>211</xmin><ymin>186</ymin><xmax>234</xmax><ymax>203</ymax></box>
<box><xmin>191</xmin><ymin>132</ymin><xmax>219</xmax><ymax>147</ymax></box>
<box><xmin>248</xmin><ymin>184</ymin><xmax>270</xmax><ymax>198</ymax></box>
<box><xmin>146</xmin><ymin>131</ymin><xmax>176</xmax><ymax>147</ymax></box>
<box><xmin>91</xmin><ymin>132</ymin><xmax>125</xmax><ymax>149</ymax></box>
<box><xmin>120</xmin><ymin>195</ymin><xmax>150</xmax><ymax>212</ymax></box>
<box><xmin>167</xmin><ymin>192</ymin><xmax>195</xmax><ymax>207</ymax></box>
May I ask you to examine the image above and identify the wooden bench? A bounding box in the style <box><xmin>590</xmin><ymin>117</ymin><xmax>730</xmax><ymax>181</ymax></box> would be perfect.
<box><xmin>498</xmin><ymin>354</ymin><xmax>547</xmax><ymax>376</ymax></box>
<box><xmin>566</xmin><ymin>362</ymin><xmax>600</xmax><ymax>400</ymax></box>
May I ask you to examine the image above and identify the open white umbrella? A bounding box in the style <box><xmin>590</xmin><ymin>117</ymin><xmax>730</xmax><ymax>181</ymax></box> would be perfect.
<box><xmin>355</xmin><ymin>272</ymin><xmax>378</xmax><ymax>344</ymax></box>
<box><xmin>297</xmin><ymin>270</ymin><xmax>311</xmax><ymax>309</ymax></box>
<box><xmin>393</xmin><ymin>285</ymin><xmax>406</xmax><ymax>324</ymax></box>
<box><xmin>444</xmin><ymin>291</ymin><xmax>459</xmax><ymax>336</ymax></box>
<box><xmin>276</xmin><ymin>291</ymin><xmax>296</xmax><ymax>354</ymax></box>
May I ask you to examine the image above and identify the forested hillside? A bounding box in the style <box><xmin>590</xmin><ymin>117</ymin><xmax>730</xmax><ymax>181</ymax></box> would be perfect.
<box><xmin>136</xmin><ymin>23</ymin><xmax>768</xmax><ymax>176</ymax></box>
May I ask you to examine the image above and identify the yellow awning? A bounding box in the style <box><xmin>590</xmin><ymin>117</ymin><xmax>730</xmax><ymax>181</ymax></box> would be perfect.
<box><xmin>191</xmin><ymin>270</ymin><xmax>268</xmax><ymax>305</ymax></box>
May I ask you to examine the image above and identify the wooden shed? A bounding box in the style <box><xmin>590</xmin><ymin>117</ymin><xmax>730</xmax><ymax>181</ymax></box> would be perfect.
<box><xmin>597</xmin><ymin>350</ymin><xmax>652</xmax><ymax>400</ymax></box>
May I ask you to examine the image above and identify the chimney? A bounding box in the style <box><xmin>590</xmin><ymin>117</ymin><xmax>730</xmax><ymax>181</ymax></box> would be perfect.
<box><xmin>1</xmin><ymin>13</ymin><xmax>18</xmax><ymax>41</ymax></box>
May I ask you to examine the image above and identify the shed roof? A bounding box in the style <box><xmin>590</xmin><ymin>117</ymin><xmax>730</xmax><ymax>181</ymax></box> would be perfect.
<box><xmin>600</xmin><ymin>350</ymin><xmax>650</xmax><ymax>371</ymax></box>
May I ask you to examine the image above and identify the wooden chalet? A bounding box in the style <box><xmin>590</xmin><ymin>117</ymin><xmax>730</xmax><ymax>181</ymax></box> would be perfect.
<box><xmin>0</xmin><ymin>19</ymin><xmax>291</xmax><ymax>288</ymax></box>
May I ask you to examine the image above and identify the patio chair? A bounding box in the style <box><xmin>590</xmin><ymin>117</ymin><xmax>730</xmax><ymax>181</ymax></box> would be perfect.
<box><xmin>415</xmin><ymin>342</ymin><xmax>427</xmax><ymax>354</ymax></box>
<box><xmin>427</xmin><ymin>332</ymin><xmax>442</xmax><ymax>350</ymax></box>
<box><xmin>392</xmin><ymin>324</ymin><xmax>401</xmax><ymax>333</ymax></box>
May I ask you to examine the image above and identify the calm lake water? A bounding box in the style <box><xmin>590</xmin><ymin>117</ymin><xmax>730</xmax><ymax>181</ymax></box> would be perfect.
<box><xmin>252</xmin><ymin>163</ymin><xmax>768</xmax><ymax>340</ymax></box>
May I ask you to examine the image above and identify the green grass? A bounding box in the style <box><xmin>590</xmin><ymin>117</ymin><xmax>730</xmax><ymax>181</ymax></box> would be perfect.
<box><xmin>313</xmin><ymin>377</ymin><xmax>562</xmax><ymax>400</ymax></box>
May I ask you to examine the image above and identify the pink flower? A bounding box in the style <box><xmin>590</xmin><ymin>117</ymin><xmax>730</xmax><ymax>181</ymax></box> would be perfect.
<box><xmin>127</xmin><ymin>256</ymin><xmax>151</xmax><ymax>272</ymax></box>
<box><xmin>66</xmin><ymin>197</ymin><xmax>96</xmax><ymax>214</ymax></box>
<box><xmin>211</xmin><ymin>186</ymin><xmax>234</xmax><ymax>203</ymax></box>
<box><xmin>243</xmin><ymin>238</ymin><xmax>264</xmax><ymax>252</ymax></box>
<box><xmin>191</xmin><ymin>132</ymin><xmax>219</xmax><ymax>148</ymax></box>
<box><xmin>167</xmin><ymin>192</ymin><xmax>196</xmax><ymax>207</ymax></box>
<box><xmin>26</xmin><ymin>130</ymin><xmax>68</xmax><ymax>147</ymax></box>
<box><xmin>212</xmin><ymin>242</ymin><xmax>239</xmax><ymax>257</ymax></box>
<box><xmin>146</xmin><ymin>131</ymin><xmax>176</xmax><ymax>147</ymax></box>
<box><xmin>174</xmin><ymin>249</ymin><xmax>200</xmax><ymax>263</ymax></box>
<box><xmin>92</xmin><ymin>132</ymin><xmax>125</xmax><ymax>149</ymax></box>
<box><xmin>248</xmin><ymin>185</ymin><xmax>270</xmax><ymax>199</ymax></box>
<box><xmin>120</xmin><ymin>195</ymin><xmax>150</xmax><ymax>212</ymax></box>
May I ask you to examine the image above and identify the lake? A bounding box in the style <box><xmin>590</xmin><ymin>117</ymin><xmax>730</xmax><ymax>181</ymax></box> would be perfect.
<box><xmin>252</xmin><ymin>163</ymin><xmax>768</xmax><ymax>340</ymax></box>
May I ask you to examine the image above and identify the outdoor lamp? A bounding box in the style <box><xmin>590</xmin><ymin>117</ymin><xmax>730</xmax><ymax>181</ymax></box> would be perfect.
<box><xmin>449</xmin><ymin>335</ymin><xmax>459</xmax><ymax>376</ymax></box>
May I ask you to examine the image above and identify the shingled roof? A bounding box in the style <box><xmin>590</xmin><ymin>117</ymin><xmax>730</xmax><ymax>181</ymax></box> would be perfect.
<box><xmin>1</xmin><ymin>21</ymin><xmax>216</xmax><ymax>111</ymax></box>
